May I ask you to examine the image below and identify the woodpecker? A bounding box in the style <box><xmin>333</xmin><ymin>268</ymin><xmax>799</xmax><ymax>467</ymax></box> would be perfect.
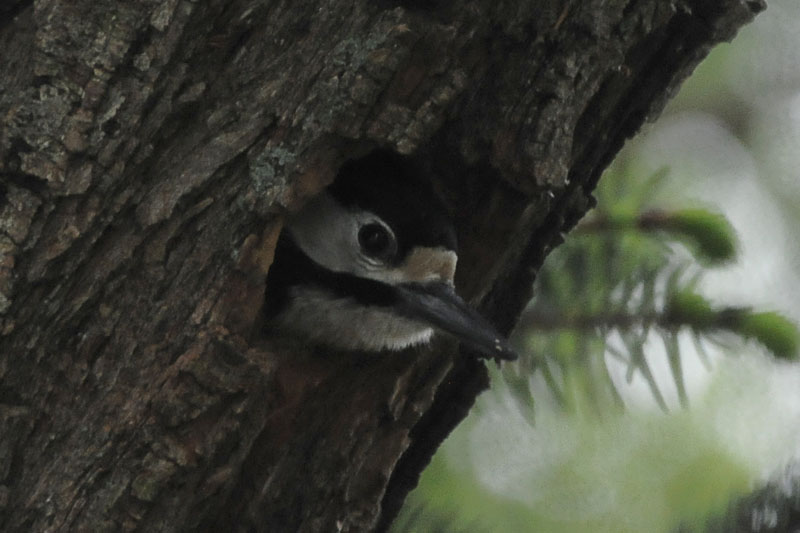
<box><xmin>264</xmin><ymin>150</ymin><xmax>516</xmax><ymax>360</ymax></box>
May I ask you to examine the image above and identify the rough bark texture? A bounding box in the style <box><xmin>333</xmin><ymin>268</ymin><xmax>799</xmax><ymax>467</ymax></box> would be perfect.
<box><xmin>0</xmin><ymin>0</ymin><xmax>763</xmax><ymax>531</ymax></box>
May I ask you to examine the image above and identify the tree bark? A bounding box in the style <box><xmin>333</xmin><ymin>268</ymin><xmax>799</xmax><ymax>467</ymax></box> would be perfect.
<box><xmin>0</xmin><ymin>0</ymin><xmax>763</xmax><ymax>531</ymax></box>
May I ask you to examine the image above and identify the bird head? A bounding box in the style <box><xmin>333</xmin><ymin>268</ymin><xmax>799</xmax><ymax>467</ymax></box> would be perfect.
<box><xmin>264</xmin><ymin>150</ymin><xmax>516</xmax><ymax>360</ymax></box>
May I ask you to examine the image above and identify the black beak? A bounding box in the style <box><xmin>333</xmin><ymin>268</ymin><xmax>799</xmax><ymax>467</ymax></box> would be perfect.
<box><xmin>394</xmin><ymin>282</ymin><xmax>517</xmax><ymax>360</ymax></box>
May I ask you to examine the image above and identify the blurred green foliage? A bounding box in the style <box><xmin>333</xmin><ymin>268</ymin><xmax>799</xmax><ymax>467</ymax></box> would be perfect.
<box><xmin>394</xmin><ymin>395</ymin><xmax>752</xmax><ymax>533</ymax></box>
<box><xmin>393</xmin><ymin>161</ymin><xmax>798</xmax><ymax>533</ymax></box>
<box><xmin>509</xmin><ymin>161</ymin><xmax>797</xmax><ymax>416</ymax></box>
<box><xmin>394</xmin><ymin>1</ymin><xmax>800</xmax><ymax>529</ymax></box>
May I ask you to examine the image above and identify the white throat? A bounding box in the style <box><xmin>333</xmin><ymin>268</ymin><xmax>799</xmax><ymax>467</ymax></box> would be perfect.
<box><xmin>271</xmin><ymin>286</ymin><xmax>434</xmax><ymax>352</ymax></box>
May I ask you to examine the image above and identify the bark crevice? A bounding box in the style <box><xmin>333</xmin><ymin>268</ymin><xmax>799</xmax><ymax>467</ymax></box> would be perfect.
<box><xmin>0</xmin><ymin>0</ymin><xmax>764</xmax><ymax>531</ymax></box>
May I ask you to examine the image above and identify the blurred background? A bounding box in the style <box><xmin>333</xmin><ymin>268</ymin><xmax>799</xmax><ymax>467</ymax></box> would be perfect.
<box><xmin>394</xmin><ymin>1</ymin><xmax>800</xmax><ymax>531</ymax></box>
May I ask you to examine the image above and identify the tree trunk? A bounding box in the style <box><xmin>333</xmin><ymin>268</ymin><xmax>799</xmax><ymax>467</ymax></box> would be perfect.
<box><xmin>0</xmin><ymin>0</ymin><xmax>762</xmax><ymax>531</ymax></box>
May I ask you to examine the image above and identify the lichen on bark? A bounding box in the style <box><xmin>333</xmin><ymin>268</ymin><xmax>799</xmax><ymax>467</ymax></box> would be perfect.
<box><xmin>0</xmin><ymin>0</ymin><xmax>764</xmax><ymax>531</ymax></box>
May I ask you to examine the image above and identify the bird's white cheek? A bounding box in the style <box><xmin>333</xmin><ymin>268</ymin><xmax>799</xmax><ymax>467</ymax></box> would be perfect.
<box><xmin>286</xmin><ymin>193</ymin><xmax>361</xmax><ymax>274</ymax></box>
<box><xmin>270</xmin><ymin>287</ymin><xmax>435</xmax><ymax>352</ymax></box>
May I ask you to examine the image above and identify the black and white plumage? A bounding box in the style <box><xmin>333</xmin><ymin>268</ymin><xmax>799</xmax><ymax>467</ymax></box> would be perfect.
<box><xmin>264</xmin><ymin>150</ymin><xmax>516</xmax><ymax>360</ymax></box>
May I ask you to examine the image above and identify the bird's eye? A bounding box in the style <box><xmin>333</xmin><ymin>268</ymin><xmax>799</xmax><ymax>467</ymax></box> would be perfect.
<box><xmin>358</xmin><ymin>222</ymin><xmax>394</xmax><ymax>259</ymax></box>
